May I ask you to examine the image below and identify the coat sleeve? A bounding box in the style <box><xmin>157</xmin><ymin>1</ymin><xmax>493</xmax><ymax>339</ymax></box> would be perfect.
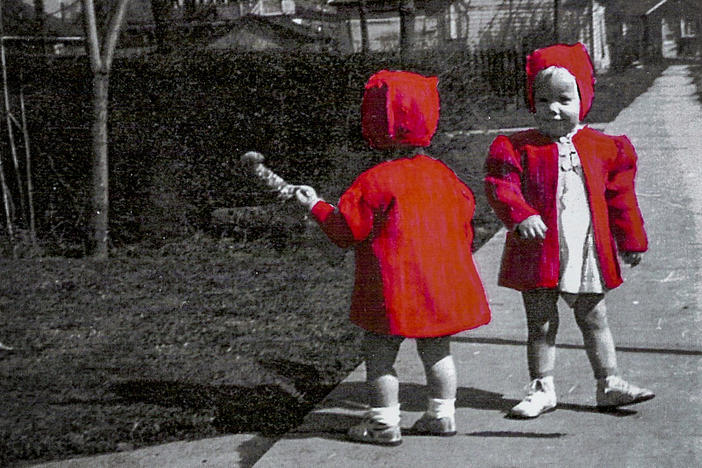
<box><xmin>310</xmin><ymin>179</ymin><xmax>376</xmax><ymax>249</ymax></box>
<box><xmin>605</xmin><ymin>135</ymin><xmax>648</xmax><ymax>252</ymax></box>
<box><xmin>484</xmin><ymin>135</ymin><xmax>539</xmax><ymax>230</ymax></box>
<box><xmin>459</xmin><ymin>183</ymin><xmax>477</xmax><ymax>243</ymax></box>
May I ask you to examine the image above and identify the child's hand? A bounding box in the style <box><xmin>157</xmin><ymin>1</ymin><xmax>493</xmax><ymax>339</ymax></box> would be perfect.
<box><xmin>516</xmin><ymin>215</ymin><xmax>547</xmax><ymax>240</ymax></box>
<box><xmin>620</xmin><ymin>251</ymin><xmax>643</xmax><ymax>267</ymax></box>
<box><xmin>295</xmin><ymin>185</ymin><xmax>321</xmax><ymax>210</ymax></box>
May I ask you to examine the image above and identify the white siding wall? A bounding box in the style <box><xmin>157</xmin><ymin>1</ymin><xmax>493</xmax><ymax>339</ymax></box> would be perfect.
<box><xmin>447</xmin><ymin>0</ymin><xmax>554</xmax><ymax>47</ymax></box>
<box><xmin>341</xmin><ymin>0</ymin><xmax>611</xmax><ymax>71</ymax></box>
<box><xmin>348</xmin><ymin>14</ymin><xmax>438</xmax><ymax>51</ymax></box>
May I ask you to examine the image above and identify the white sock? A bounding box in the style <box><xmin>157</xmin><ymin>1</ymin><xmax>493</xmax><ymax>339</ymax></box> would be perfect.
<box><xmin>367</xmin><ymin>404</ymin><xmax>401</xmax><ymax>426</ymax></box>
<box><xmin>426</xmin><ymin>398</ymin><xmax>455</xmax><ymax>419</ymax></box>
<box><xmin>537</xmin><ymin>375</ymin><xmax>555</xmax><ymax>390</ymax></box>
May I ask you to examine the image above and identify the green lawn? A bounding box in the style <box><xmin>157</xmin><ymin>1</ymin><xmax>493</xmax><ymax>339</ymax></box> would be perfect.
<box><xmin>0</xmin><ymin>60</ymin><xmax>670</xmax><ymax>466</ymax></box>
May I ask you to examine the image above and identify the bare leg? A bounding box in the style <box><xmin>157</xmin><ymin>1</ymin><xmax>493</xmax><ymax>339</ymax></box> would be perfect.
<box><xmin>361</xmin><ymin>332</ymin><xmax>403</xmax><ymax>407</ymax></box>
<box><xmin>348</xmin><ymin>332</ymin><xmax>404</xmax><ymax>445</ymax></box>
<box><xmin>416</xmin><ymin>336</ymin><xmax>455</xmax><ymax>400</ymax></box>
<box><xmin>572</xmin><ymin>294</ymin><xmax>617</xmax><ymax>378</ymax></box>
<box><xmin>522</xmin><ymin>290</ymin><xmax>560</xmax><ymax>379</ymax></box>
<box><xmin>413</xmin><ymin>336</ymin><xmax>457</xmax><ymax>434</ymax></box>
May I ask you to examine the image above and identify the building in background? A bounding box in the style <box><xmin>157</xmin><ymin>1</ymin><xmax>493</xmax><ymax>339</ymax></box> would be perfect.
<box><xmin>328</xmin><ymin>0</ymin><xmax>610</xmax><ymax>71</ymax></box>
<box><xmin>607</xmin><ymin>0</ymin><xmax>701</xmax><ymax>66</ymax></box>
<box><xmin>18</xmin><ymin>0</ymin><xmax>698</xmax><ymax>70</ymax></box>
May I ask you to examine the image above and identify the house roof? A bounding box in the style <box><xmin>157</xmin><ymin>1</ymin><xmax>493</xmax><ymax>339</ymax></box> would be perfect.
<box><xmin>606</xmin><ymin>0</ymin><xmax>670</xmax><ymax>16</ymax></box>
<box><xmin>327</xmin><ymin>0</ymin><xmax>437</xmax><ymax>11</ymax></box>
<box><xmin>4</xmin><ymin>0</ymin><xmax>72</xmax><ymax>36</ymax></box>
<box><xmin>244</xmin><ymin>14</ymin><xmax>333</xmax><ymax>41</ymax></box>
<box><xmin>199</xmin><ymin>14</ymin><xmax>338</xmax><ymax>50</ymax></box>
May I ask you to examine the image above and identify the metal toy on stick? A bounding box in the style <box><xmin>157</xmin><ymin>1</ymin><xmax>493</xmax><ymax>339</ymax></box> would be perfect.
<box><xmin>241</xmin><ymin>151</ymin><xmax>298</xmax><ymax>200</ymax></box>
<box><xmin>240</xmin><ymin>150</ymin><xmax>345</xmax><ymax>265</ymax></box>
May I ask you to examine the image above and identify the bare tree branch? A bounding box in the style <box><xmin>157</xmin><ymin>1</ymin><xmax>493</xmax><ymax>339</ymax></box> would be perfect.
<box><xmin>82</xmin><ymin>0</ymin><xmax>102</xmax><ymax>70</ymax></box>
<box><xmin>103</xmin><ymin>0</ymin><xmax>131</xmax><ymax>70</ymax></box>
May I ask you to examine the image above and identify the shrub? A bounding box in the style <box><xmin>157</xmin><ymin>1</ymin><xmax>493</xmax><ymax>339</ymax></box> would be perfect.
<box><xmin>2</xmin><ymin>48</ymin><xmax>516</xmax><ymax>251</ymax></box>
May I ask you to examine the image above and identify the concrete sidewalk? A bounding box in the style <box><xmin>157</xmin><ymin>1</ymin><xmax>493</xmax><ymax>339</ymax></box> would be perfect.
<box><xmin>252</xmin><ymin>64</ymin><xmax>702</xmax><ymax>467</ymax></box>
<box><xmin>32</xmin><ymin>64</ymin><xmax>701</xmax><ymax>468</ymax></box>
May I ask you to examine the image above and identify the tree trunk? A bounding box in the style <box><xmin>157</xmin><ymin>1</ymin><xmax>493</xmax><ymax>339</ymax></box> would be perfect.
<box><xmin>184</xmin><ymin>0</ymin><xmax>196</xmax><ymax>22</ymax></box>
<box><xmin>553</xmin><ymin>0</ymin><xmax>559</xmax><ymax>43</ymax></box>
<box><xmin>359</xmin><ymin>0</ymin><xmax>369</xmax><ymax>53</ymax></box>
<box><xmin>150</xmin><ymin>0</ymin><xmax>172</xmax><ymax>52</ymax></box>
<box><xmin>90</xmin><ymin>72</ymin><xmax>109</xmax><ymax>258</ymax></box>
<box><xmin>34</xmin><ymin>0</ymin><xmax>45</xmax><ymax>29</ymax></box>
<box><xmin>399</xmin><ymin>0</ymin><xmax>416</xmax><ymax>62</ymax></box>
<box><xmin>0</xmin><ymin>145</ymin><xmax>13</xmax><ymax>243</ymax></box>
<box><xmin>82</xmin><ymin>0</ymin><xmax>131</xmax><ymax>258</ymax></box>
<box><xmin>436</xmin><ymin>6</ymin><xmax>447</xmax><ymax>45</ymax></box>
<box><xmin>1</xmin><ymin>35</ymin><xmax>27</xmax><ymax>229</ymax></box>
<box><xmin>19</xmin><ymin>83</ymin><xmax>37</xmax><ymax>245</ymax></box>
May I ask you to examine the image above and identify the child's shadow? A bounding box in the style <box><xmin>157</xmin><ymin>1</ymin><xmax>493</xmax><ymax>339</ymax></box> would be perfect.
<box><xmin>287</xmin><ymin>382</ymin><xmax>637</xmax><ymax>442</ymax></box>
<box><xmin>317</xmin><ymin>382</ymin><xmax>635</xmax><ymax>415</ymax></box>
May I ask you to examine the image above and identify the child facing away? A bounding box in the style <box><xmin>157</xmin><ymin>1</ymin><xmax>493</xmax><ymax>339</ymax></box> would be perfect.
<box><xmin>484</xmin><ymin>43</ymin><xmax>654</xmax><ymax>418</ymax></box>
<box><xmin>294</xmin><ymin>70</ymin><xmax>491</xmax><ymax>445</ymax></box>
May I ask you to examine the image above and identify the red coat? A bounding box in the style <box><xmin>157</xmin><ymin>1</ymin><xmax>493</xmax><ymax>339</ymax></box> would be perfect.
<box><xmin>311</xmin><ymin>154</ymin><xmax>491</xmax><ymax>338</ymax></box>
<box><xmin>484</xmin><ymin>126</ymin><xmax>648</xmax><ymax>291</ymax></box>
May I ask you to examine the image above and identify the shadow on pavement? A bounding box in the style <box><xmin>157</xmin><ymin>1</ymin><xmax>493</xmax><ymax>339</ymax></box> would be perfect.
<box><xmin>451</xmin><ymin>336</ymin><xmax>702</xmax><ymax>356</ymax></box>
<box><xmin>317</xmin><ymin>382</ymin><xmax>515</xmax><ymax>412</ymax></box>
<box><xmin>109</xmin><ymin>380</ymin><xmax>323</xmax><ymax>436</ymax></box>
<box><xmin>108</xmin><ymin>358</ymin><xmax>340</xmax><ymax>437</ymax></box>
<box><xmin>465</xmin><ymin>431</ymin><xmax>568</xmax><ymax>438</ymax></box>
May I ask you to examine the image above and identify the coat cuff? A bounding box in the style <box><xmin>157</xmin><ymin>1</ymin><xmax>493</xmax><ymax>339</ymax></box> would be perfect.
<box><xmin>310</xmin><ymin>201</ymin><xmax>335</xmax><ymax>223</ymax></box>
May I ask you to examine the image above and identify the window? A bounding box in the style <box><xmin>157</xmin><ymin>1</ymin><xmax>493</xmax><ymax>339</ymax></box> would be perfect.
<box><xmin>681</xmin><ymin>17</ymin><xmax>697</xmax><ymax>38</ymax></box>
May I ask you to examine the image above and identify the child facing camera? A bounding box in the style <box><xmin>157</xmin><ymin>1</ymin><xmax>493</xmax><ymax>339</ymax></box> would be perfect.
<box><xmin>295</xmin><ymin>70</ymin><xmax>491</xmax><ymax>445</ymax></box>
<box><xmin>484</xmin><ymin>43</ymin><xmax>654</xmax><ymax>418</ymax></box>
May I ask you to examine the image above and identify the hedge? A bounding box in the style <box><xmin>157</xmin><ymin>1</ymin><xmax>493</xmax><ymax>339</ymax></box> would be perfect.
<box><xmin>2</xmin><ymin>48</ymin><xmax>524</xmax><ymax>252</ymax></box>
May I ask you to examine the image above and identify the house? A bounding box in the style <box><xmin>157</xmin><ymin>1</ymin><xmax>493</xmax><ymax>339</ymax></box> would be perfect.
<box><xmin>16</xmin><ymin>0</ymin><xmax>338</xmax><ymax>53</ymax></box>
<box><xmin>607</xmin><ymin>0</ymin><xmax>701</xmax><ymax>64</ymax></box>
<box><xmin>327</xmin><ymin>0</ymin><xmax>444</xmax><ymax>52</ymax></box>
<box><xmin>207</xmin><ymin>13</ymin><xmax>340</xmax><ymax>52</ymax></box>
<box><xmin>328</xmin><ymin>0</ymin><xmax>611</xmax><ymax>71</ymax></box>
<box><xmin>2</xmin><ymin>0</ymin><xmax>84</xmax><ymax>55</ymax></box>
<box><xmin>176</xmin><ymin>0</ymin><xmax>341</xmax><ymax>52</ymax></box>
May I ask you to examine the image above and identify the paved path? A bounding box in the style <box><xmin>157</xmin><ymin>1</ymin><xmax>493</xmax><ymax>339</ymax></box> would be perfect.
<box><xmin>252</xmin><ymin>64</ymin><xmax>702</xmax><ymax>468</ymax></box>
<box><xmin>32</xmin><ymin>64</ymin><xmax>701</xmax><ymax>467</ymax></box>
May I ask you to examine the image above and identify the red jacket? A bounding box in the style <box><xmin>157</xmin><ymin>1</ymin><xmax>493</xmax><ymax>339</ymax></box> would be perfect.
<box><xmin>311</xmin><ymin>154</ymin><xmax>491</xmax><ymax>337</ymax></box>
<box><xmin>484</xmin><ymin>126</ymin><xmax>648</xmax><ymax>291</ymax></box>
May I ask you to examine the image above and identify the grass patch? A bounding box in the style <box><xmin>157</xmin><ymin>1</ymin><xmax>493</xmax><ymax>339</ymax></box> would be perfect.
<box><xmin>0</xmin><ymin>238</ymin><xmax>359</xmax><ymax>464</ymax></box>
<box><xmin>0</xmin><ymin>61</ymin><xmax>668</xmax><ymax>466</ymax></box>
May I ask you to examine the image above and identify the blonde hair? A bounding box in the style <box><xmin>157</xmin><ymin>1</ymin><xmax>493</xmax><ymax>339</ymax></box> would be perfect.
<box><xmin>534</xmin><ymin>66</ymin><xmax>578</xmax><ymax>93</ymax></box>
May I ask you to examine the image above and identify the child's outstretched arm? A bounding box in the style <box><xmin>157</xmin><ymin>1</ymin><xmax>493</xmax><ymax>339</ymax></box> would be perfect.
<box><xmin>606</xmin><ymin>135</ymin><xmax>648</xmax><ymax>258</ymax></box>
<box><xmin>484</xmin><ymin>135</ymin><xmax>542</xmax><ymax>232</ymax></box>
<box><xmin>295</xmin><ymin>183</ymin><xmax>374</xmax><ymax>249</ymax></box>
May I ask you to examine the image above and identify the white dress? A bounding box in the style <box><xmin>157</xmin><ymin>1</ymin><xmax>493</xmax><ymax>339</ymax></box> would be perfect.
<box><xmin>556</xmin><ymin>129</ymin><xmax>604</xmax><ymax>294</ymax></box>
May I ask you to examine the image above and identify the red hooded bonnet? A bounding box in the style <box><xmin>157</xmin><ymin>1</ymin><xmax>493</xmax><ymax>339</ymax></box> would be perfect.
<box><xmin>361</xmin><ymin>70</ymin><xmax>440</xmax><ymax>149</ymax></box>
<box><xmin>526</xmin><ymin>42</ymin><xmax>595</xmax><ymax>121</ymax></box>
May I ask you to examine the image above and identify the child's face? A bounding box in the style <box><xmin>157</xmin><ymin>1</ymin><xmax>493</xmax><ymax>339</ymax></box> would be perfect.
<box><xmin>533</xmin><ymin>68</ymin><xmax>581</xmax><ymax>138</ymax></box>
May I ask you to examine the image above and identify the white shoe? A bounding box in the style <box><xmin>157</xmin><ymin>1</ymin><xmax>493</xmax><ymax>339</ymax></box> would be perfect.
<box><xmin>596</xmin><ymin>375</ymin><xmax>655</xmax><ymax>409</ymax></box>
<box><xmin>347</xmin><ymin>417</ymin><xmax>402</xmax><ymax>446</ymax></box>
<box><xmin>410</xmin><ymin>413</ymin><xmax>456</xmax><ymax>436</ymax></box>
<box><xmin>508</xmin><ymin>377</ymin><xmax>557</xmax><ymax>418</ymax></box>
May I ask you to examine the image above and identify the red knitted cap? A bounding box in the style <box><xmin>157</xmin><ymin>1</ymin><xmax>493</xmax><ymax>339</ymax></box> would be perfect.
<box><xmin>361</xmin><ymin>70</ymin><xmax>440</xmax><ymax>149</ymax></box>
<box><xmin>526</xmin><ymin>42</ymin><xmax>595</xmax><ymax>120</ymax></box>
